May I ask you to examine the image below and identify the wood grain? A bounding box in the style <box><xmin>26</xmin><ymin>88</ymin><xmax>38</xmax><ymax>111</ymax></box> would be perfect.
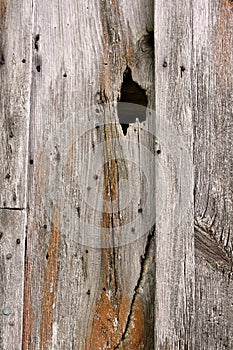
<box><xmin>0</xmin><ymin>210</ymin><xmax>26</xmax><ymax>350</ymax></box>
<box><xmin>0</xmin><ymin>0</ymin><xmax>32</xmax><ymax>208</ymax></box>
<box><xmin>195</xmin><ymin>257</ymin><xmax>233</xmax><ymax>350</ymax></box>
<box><xmin>193</xmin><ymin>0</ymin><xmax>233</xmax><ymax>260</ymax></box>
<box><xmin>193</xmin><ymin>0</ymin><xmax>233</xmax><ymax>347</ymax></box>
<box><xmin>0</xmin><ymin>0</ymin><xmax>232</xmax><ymax>349</ymax></box>
<box><xmin>154</xmin><ymin>0</ymin><xmax>195</xmax><ymax>347</ymax></box>
<box><xmin>24</xmin><ymin>0</ymin><xmax>155</xmax><ymax>349</ymax></box>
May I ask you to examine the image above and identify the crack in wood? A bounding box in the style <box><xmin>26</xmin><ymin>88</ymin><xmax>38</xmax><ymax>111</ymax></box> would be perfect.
<box><xmin>114</xmin><ymin>225</ymin><xmax>155</xmax><ymax>349</ymax></box>
<box><xmin>0</xmin><ymin>207</ymin><xmax>25</xmax><ymax>211</ymax></box>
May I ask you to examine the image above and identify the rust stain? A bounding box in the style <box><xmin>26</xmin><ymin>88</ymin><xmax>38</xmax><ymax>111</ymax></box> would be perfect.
<box><xmin>66</xmin><ymin>141</ymin><xmax>74</xmax><ymax>191</ymax></box>
<box><xmin>40</xmin><ymin>206</ymin><xmax>61</xmax><ymax>350</ymax></box>
<box><xmin>123</xmin><ymin>297</ymin><xmax>144</xmax><ymax>350</ymax></box>
<box><xmin>0</xmin><ymin>0</ymin><xmax>7</xmax><ymax>20</ymax></box>
<box><xmin>84</xmin><ymin>291</ymin><xmax>129</xmax><ymax>350</ymax></box>
<box><xmin>36</xmin><ymin>152</ymin><xmax>44</xmax><ymax>200</ymax></box>
<box><xmin>84</xmin><ymin>292</ymin><xmax>145</xmax><ymax>350</ymax></box>
<box><xmin>22</xmin><ymin>259</ymin><xmax>34</xmax><ymax>350</ymax></box>
<box><xmin>101</xmin><ymin>123</ymin><xmax>121</xmax><ymax>237</ymax></box>
<box><xmin>67</xmin><ymin>142</ymin><xmax>74</xmax><ymax>179</ymax></box>
<box><xmin>213</xmin><ymin>0</ymin><xmax>233</xmax><ymax>89</ymax></box>
<box><xmin>99</xmin><ymin>0</ymin><xmax>128</xmax><ymax>102</ymax></box>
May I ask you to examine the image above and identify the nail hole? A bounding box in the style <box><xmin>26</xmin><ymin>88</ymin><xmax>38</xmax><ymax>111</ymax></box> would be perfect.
<box><xmin>6</xmin><ymin>253</ymin><xmax>12</xmax><ymax>260</ymax></box>
<box><xmin>16</xmin><ymin>239</ymin><xmax>21</xmax><ymax>245</ymax></box>
<box><xmin>22</xmin><ymin>59</ymin><xmax>26</xmax><ymax>63</ymax></box>
<box><xmin>0</xmin><ymin>54</ymin><xmax>5</xmax><ymax>65</ymax></box>
<box><xmin>36</xmin><ymin>65</ymin><xmax>41</xmax><ymax>72</ymax></box>
<box><xmin>118</xmin><ymin>66</ymin><xmax>148</xmax><ymax>136</ymax></box>
<box><xmin>29</xmin><ymin>159</ymin><xmax>34</xmax><ymax>165</ymax></box>
<box><xmin>43</xmin><ymin>224</ymin><xmax>48</xmax><ymax>229</ymax></box>
<box><xmin>0</xmin><ymin>232</ymin><xmax>3</xmax><ymax>239</ymax></box>
<box><xmin>86</xmin><ymin>290</ymin><xmax>91</xmax><ymax>295</ymax></box>
<box><xmin>46</xmin><ymin>253</ymin><xmax>49</xmax><ymax>260</ymax></box>
<box><xmin>35</xmin><ymin>34</ymin><xmax>40</xmax><ymax>50</ymax></box>
<box><xmin>138</xmin><ymin>208</ymin><xmax>143</xmax><ymax>213</ymax></box>
<box><xmin>94</xmin><ymin>175</ymin><xmax>98</xmax><ymax>180</ymax></box>
<box><xmin>103</xmin><ymin>287</ymin><xmax>106</xmax><ymax>291</ymax></box>
<box><xmin>156</xmin><ymin>149</ymin><xmax>161</xmax><ymax>154</ymax></box>
<box><xmin>63</xmin><ymin>73</ymin><xmax>67</xmax><ymax>77</ymax></box>
<box><xmin>5</xmin><ymin>173</ymin><xmax>10</xmax><ymax>179</ymax></box>
<box><xmin>12</xmin><ymin>194</ymin><xmax>17</xmax><ymax>201</ymax></box>
<box><xmin>180</xmin><ymin>65</ymin><xmax>185</xmax><ymax>77</ymax></box>
<box><xmin>9</xmin><ymin>131</ymin><xmax>14</xmax><ymax>138</ymax></box>
<box><xmin>85</xmin><ymin>250</ymin><xmax>89</xmax><ymax>254</ymax></box>
<box><xmin>163</xmin><ymin>61</ymin><xmax>167</xmax><ymax>68</ymax></box>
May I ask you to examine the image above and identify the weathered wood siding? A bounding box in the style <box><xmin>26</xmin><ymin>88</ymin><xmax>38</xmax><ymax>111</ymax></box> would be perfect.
<box><xmin>24</xmin><ymin>0</ymin><xmax>155</xmax><ymax>349</ymax></box>
<box><xmin>0</xmin><ymin>1</ymin><xmax>32</xmax><ymax>349</ymax></box>
<box><xmin>154</xmin><ymin>0</ymin><xmax>195</xmax><ymax>348</ymax></box>
<box><xmin>193</xmin><ymin>0</ymin><xmax>233</xmax><ymax>348</ymax></box>
<box><xmin>0</xmin><ymin>0</ymin><xmax>232</xmax><ymax>349</ymax></box>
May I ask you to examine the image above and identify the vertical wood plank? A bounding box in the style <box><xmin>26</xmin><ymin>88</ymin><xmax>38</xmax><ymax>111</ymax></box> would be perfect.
<box><xmin>24</xmin><ymin>0</ymin><xmax>156</xmax><ymax>349</ymax></box>
<box><xmin>0</xmin><ymin>210</ymin><xmax>26</xmax><ymax>350</ymax></box>
<box><xmin>0</xmin><ymin>0</ymin><xmax>32</xmax><ymax>208</ymax></box>
<box><xmin>193</xmin><ymin>0</ymin><xmax>233</xmax><ymax>348</ymax></box>
<box><xmin>154</xmin><ymin>0</ymin><xmax>195</xmax><ymax>348</ymax></box>
<box><xmin>0</xmin><ymin>1</ymin><xmax>32</xmax><ymax>349</ymax></box>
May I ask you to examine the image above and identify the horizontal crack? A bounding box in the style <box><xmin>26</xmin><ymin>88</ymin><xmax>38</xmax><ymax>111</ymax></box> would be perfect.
<box><xmin>0</xmin><ymin>207</ymin><xmax>25</xmax><ymax>211</ymax></box>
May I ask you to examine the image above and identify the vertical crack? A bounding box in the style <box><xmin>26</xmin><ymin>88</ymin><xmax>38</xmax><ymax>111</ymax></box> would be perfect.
<box><xmin>22</xmin><ymin>0</ymin><xmax>35</xmax><ymax>348</ymax></box>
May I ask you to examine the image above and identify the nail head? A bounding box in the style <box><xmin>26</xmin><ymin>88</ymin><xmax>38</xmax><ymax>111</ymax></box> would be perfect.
<box><xmin>3</xmin><ymin>307</ymin><xmax>12</xmax><ymax>316</ymax></box>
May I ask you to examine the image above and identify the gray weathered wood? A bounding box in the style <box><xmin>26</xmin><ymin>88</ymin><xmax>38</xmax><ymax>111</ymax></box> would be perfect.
<box><xmin>193</xmin><ymin>0</ymin><xmax>233</xmax><ymax>347</ymax></box>
<box><xmin>0</xmin><ymin>210</ymin><xmax>26</xmax><ymax>350</ymax></box>
<box><xmin>0</xmin><ymin>1</ymin><xmax>32</xmax><ymax>348</ymax></box>
<box><xmin>24</xmin><ymin>0</ymin><xmax>155</xmax><ymax>349</ymax></box>
<box><xmin>195</xmin><ymin>256</ymin><xmax>233</xmax><ymax>350</ymax></box>
<box><xmin>154</xmin><ymin>0</ymin><xmax>195</xmax><ymax>348</ymax></box>
<box><xmin>0</xmin><ymin>0</ymin><xmax>232</xmax><ymax>349</ymax></box>
<box><xmin>0</xmin><ymin>0</ymin><xmax>32</xmax><ymax>209</ymax></box>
